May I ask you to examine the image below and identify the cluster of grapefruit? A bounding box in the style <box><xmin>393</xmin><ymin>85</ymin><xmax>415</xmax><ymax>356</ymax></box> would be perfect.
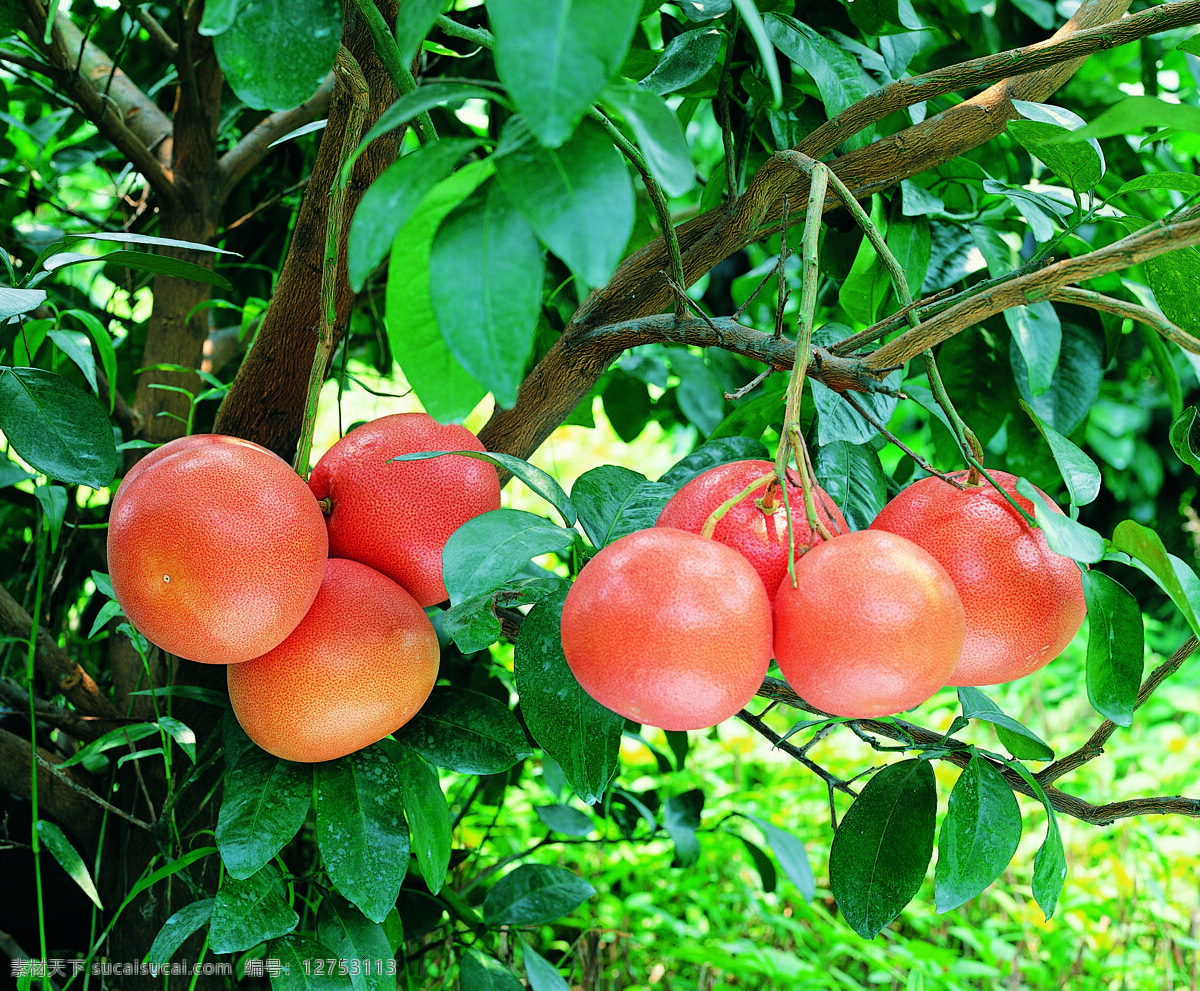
<box><xmin>106</xmin><ymin>413</ymin><xmax>500</xmax><ymax>762</ymax></box>
<box><xmin>560</xmin><ymin>459</ymin><xmax>1087</xmax><ymax>731</ymax></box>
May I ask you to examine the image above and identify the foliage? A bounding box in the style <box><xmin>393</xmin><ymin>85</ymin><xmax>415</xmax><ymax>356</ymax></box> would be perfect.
<box><xmin>3</xmin><ymin>0</ymin><xmax>1200</xmax><ymax>988</ymax></box>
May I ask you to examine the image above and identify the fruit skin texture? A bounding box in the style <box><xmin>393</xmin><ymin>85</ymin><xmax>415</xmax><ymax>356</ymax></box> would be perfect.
<box><xmin>107</xmin><ymin>441</ymin><xmax>328</xmax><ymax>664</ymax></box>
<box><xmin>228</xmin><ymin>558</ymin><xmax>440</xmax><ymax>763</ymax></box>
<box><xmin>308</xmin><ymin>412</ymin><xmax>501</xmax><ymax>607</ymax></box>
<box><xmin>868</xmin><ymin>470</ymin><xmax>1086</xmax><ymax>686</ymax></box>
<box><xmin>773</xmin><ymin>529</ymin><xmax>965</xmax><ymax>718</ymax></box>
<box><xmin>560</xmin><ymin>527</ymin><xmax>773</xmax><ymax>732</ymax></box>
<box><xmin>112</xmin><ymin>433</ymin><xmax>267</xmax><ymax>510</ymax></box>
<box><xmin>655</xmin><ymin>459</ymin><xmax>848</xmax><ymax>604</ymax></box>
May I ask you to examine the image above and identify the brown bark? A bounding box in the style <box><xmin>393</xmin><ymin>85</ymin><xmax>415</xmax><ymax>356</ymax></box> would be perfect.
<box><xmin>0</xmin><ymin>728</ymin><xmax>104</xmax><ymax>853</ymax></box>
<box><xmin>211</xmin><ymin>3</ymin><xmax>402</xmax><ymax>461</ymax></box>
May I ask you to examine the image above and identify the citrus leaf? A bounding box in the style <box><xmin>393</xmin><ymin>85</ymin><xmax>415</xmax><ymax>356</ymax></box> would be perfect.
<box><xmin>315</xmin><ymin>747</ymin><xmax>409</xmax><ymax>923</ymax></box>
<box><xmin>813</xmin><ymin>440</ymin><xmax>887</xmax><ymax>532</ymax></box>
<box><xmin>1008</xmin><ymin>100</ymin><xmax>1104</xmax><ymax>192</ymax></box>
<box><xmin>520</xmin><ymin>937</ymin><xmax>570</xmax><ymax>991</ymax></box>
<box><xmin>267</xmin><ymin>933</ymin><xmax>353</xmax><ymax>991</ymax></box>
<box><xmin>660</xmin><ymin>436</ymin><xmax>767</xmax><ymax>487</ymax></box>
<box><xmin>1169</xmin><ymin>406</ymin><xmax>1200</xmax><ymax>473</ymax></box>
<box><xmin>0</xmin><ymin>286</ymin><xmax>47</xmax><ymax>320</ymax></box>
<box><xmin>571</xmin><ymin>466</ymin><xmax>674</xmax><ymax>548</ymax></box>
<box><xmin>514</xmin><ymin>591</ymin><xmax>624</xmax><ymax>804</ymax></box>
<box><xmin>535</xmin><ymin>804</ymin><xmax>595</xmax><ymax>837</ymax></box>
<box><xmin>36</xmin><ymin>820</ymin><xmax>102</xmax><ymax>908</ymax></box>
<box><xmin>1004</xmin><ymin>761</ymin><xmax>1067</xmax><ymax>920</ymax></box>
<box><xmin>1081</xmin><ymin>570</ymin><xmax>1144</xmax><ymax>727</ymax></box>
<box><xmin>1112</xmin><ymin>519</ymin><xmax>1200</xmax><ymax>638</ymax></box>
<box><xmin>52</xmin><ymin>249</ymin><xmax>232</xmax><ymax>289</ymax></box>
<box><xmin>459</xmin><ymin>952</ymin><xmax>526</xmax><ymax>991</ymax></box>
<box><xmin>1015</xmin><ymin>477</ymin><xmax>1104</xmax><ymax>563</ymax></box>
<box><xmin>442</xmin><ymin>509</ymin><xmax>576</xmax><ymax>605</ymax></box>
<box><xmin>145</xmin><ymin>898</ymin><xmax>214</xmax><ymax>965</ymax></box>
<box><xmin>663</xmin><ymin>789</ymin><xmax>704</xmax><ymax>868</ymax></box>
<box><xmin>209</xmin><ymin>863</ymin><xmax>299</xmax><ymax>954</ymax></box>
<box><xmin>57</xmin><ymin>722</ymin><xmax>162</xmax><ymax>769</ymax></box>
<box><xmin>639</xmin><ymin>27</ymin><xmax>723</xmax><ymax>96</ymax></box>
<box><xmin>216</xmin><ymin>746</ymin><xmax>312</xmax><ymax>879</ymax></box>
<box><xmin>745</xmin><ymin>815</ymin><xmax>815</xmax><ymax>901</ymax></box>
<box><xmin>934</xmin><ymin>753</ymin><xmax>1022</xmax><ymax>912</ymax></box>
<box><xmin>829</xmin><ymin>759</ymin><xmax>936</xmax><ymax>939</ymax></box>
<box><xmin>1019</xmin><ymin>400</ymin><xmax>1101</xmax><ymax>506</ymax></box>
<box><xmin>316</xmin><ymin>893</ymin><xmax>395</xmax><ymax>991</ymax></box>
<box><xmin>379</xmin><ymin>741</ymin><xmax>452</xmax><ymax>896</ymax></box>
<box><xmin>0</xmin><ymin>367</ymin><xmax>118</xmax><ymax>487</ymax></box>
<box><xmin>482</xmin><ymin>864</ymin><xmax>596</xmax><ymax>926</ymax></box>
<box><xmin>396</xmin><ymin>686</ymin><xmax>534</xmax><ymax>775</ymax></box>
<box><xmin>600</xmin><ymin>81</ymin><xmax>696</xmax><ymax>196</ymax></box>
<box><xmin>737</xmin><ymin>834</ymin><xmax>778</xmax><ymax>893</ymax></box>
<box><xmin>957</xmin><ymin>687</ymin><xmax>1053</xmax><ymax>761</ymax></box>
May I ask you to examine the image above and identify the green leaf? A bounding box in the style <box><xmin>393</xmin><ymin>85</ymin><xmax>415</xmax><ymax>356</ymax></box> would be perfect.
<box><xmin>209</xmin><ymin>863</ymin><xmax>299</xmax><ymax>954</ymax></box>
<box><xmin>1081</xmin><ymin>570</ymin><xmax>1144</xmax><ymax>727</ymax></box>
<box><xmin>663</xmin><ymin>789</ymin><xmax>704</xmax><ymax>868</ymax></box>
<box><xmin>442</xmin><ymin>509</ymin><xmax>576</xmax><ymax>605</ymax></box>
<box><xmin>958</xmin><ymin>687</ymin><xmax>1054</xmax><ymax>761</ymax></box>
<box><xmin>56</xmin><ymin>721</ymin><xmax>162</xmax><ymax>769</ymax></box>
<box><xmin>213</xmin><ymin>0</ymin><xmax>341</xmax><ymax>111</ymax></box>
<box><xmin>34</xmin><ymin>483</ymin><xmax>67</xmax><ymax>553</ymax></box>
<box><xmin>348</xmin><ymin>138</ymin><xmax>478</xmax><ymax>291</ymax></box>
<box><xmin>51</xmin><ymin>249</ymin><xmax>233</xmax><ymax>289</ymax></box>
<box><xmin>157</xmin><ymin>715</ymin><xmax>197</xmax><ymax>763</ymax></box>
<box><xmin>482</xmin><ymin>864</ymin><xmax>596</xmax><ymax>926</ymax></box>
<box><xmin>828</xmin><ymin>759</ymin><xmax>936</xmax><ymax>939</ymax></box>
<box><xmin>1011</xmin><ymin>316</ymin><xmax>1104</xmax><ymax>437</ymax></box>
<box><xmin>1006</xmin><ymin>299</ymin><xmax>1061</xmax><ymax>397</ymax></box>
<box><xmin>737</xmin><ymin>835</ymin><xmax>778</xmax><ymax>893</ymax></box>
<box><xmin>1019</xmin><ymin>400</ymin><xmax>1101</xmax><ymax>506</ymax></box>
<box><xmin>571</xmin><ymin>465</ymin><xmax>674</xmax><ymax>548</ymax></box>
<box><xmin>198</xmin><ymin>0</ymin><xmax>237</xmax><ymax>34</ymax></box>
<box><xmin>1015</xmin><ymin>478</ymin><xmax>1105</xmax><ymax>564</ymax></box>
<box><xmin>520</xmin><ymin>937</ymin><xmax>570</xmax><ymax>991</ymax></box>
<box><xmin>839</xmin><ymin>197</ymin><xmax>890</xmax><ymax>324</ymax></box>
<box><xmin>394</xmin><ymin>0</ymin><xmax>449</xmax><ymax>62</ymax></box>
<box><xmin>535</xmin><ymin>804</ymin><xmax>595</xmax><ymax>837</ymax></box>
<box><xmin>145</xmin><ymin>899</ymin><xmax>214</xmax><ymax>965</ymax></box>
<box><xmin>315</xmin><ymin>747</ymin><xmax>410</xmax><ymax>923</ymax></box>
<box><xmin>1116</xmin><ymin>172</ymin><xmax>1200</xmax><ymax>197</ymax></box>
<box><xmin>69</xmin><ymin>232</ymin><xmax>240</xmax><ymax>255</ymax></box>
<box><xmin>396</xmin><ymin>686</ymin><xmax>534</xmax><ymax>775</ymax></box>
<box><xmin>1004</xmin><ymin>761</ymin><xmax>1067</xmax><ymax>920</ymax></box>
<box><xmin>1112</xmin><ymin>519</ymin><xmax>1200</xmax><ymax>638</ymax></box>
<box><xmin>812</xmin><ymin>377</ymin><xmax>899</xmax><ymax>447</ymax></box>
<box><xmin>390</xmin><ymin>449</ymin><xmax>576</xmax><ymax>525</ymax></box>
<box><xmin>746</xmin><ymin>815</ymin><xmax>815</xmax><ymax>901</ymax></box>
<box><xmin>36</xmin><ymin>820</ymin><xmax>102</xmax><ymax>908</ymax></box>
<box><xmin>380</xmin><ymin>742</ymin><xmax>452</xmax><ymax>896</ymax></box>
<box><xmin>429</xmin><ymin>179</ymin><xmax>544</xmax><ymax>408</ymax></box>
<box><xmin>61</xmin><ymin>309</ymin><xmax>118</xmax><ymax>412</ymax></box>
<box><xmin>639</xmin><ymin>27</ymin><xmax>723</xmax><ymax>96</ymax></box>
<box><xmin>679</xmin><ymin>0</ymin><xmax>730</xmax><ymax>19</ymax></box>
<box><xmin>268</xmin><ymin>933</ymin><xmax>354</xmax><ymax>991</ymax></box>
<box><xmin>316</xmin><ymin>893</ymin><xmax>396</xmax><ymax>991</ymax></box>
<box><xmin>216</xmin><ymin>746</ymin><xmax>312</xmax><ymax>879</ymax></box>
<box><xmin>732</xmin><ymin>0</ymin><xmax>781</xmax><ymax>107</ymax></box>
<box><xmin>0</xmin><ymin>367</ymin><xmax>118</xmax><ymax>487</ymax></box>
<box><xmin>459</xmin><ymin>952</ymin><xmax>526</xmax><ymax>991</ymax></box>
<box><xmin>514</xmin><ymin>591</ymin><xmax>624</xmax><ymax>804</ymax></box>
<box><xmin>48</xmin><ymin>328</ymin><xmax>97</xmax><ymax>394</ymax></box>
<box><xmin>1170</xmin><ymin>406</ymin><xmax>1200</xmax><ymax>473</ymax></box>
<box><xmin>1008</xmin><ymin>100</ymin><xmax>1104</xmax><ymax>192</ymax></box>
<box><xmin>934</xmin><ymin>754</ymin><xmax>1022</xmax><ymax>913</ymax></box>
<box><xmin>385</xmin><ymin>160</ymin><xmax>491</xmax><ymax>422</ymax></box>
<box><xmin>659</xmin><ymin>436</ymin><xmax>767</xmax><ymax>487</ymax></box>
<box><xmin>0</xmin><ymin>286</ymin><xmax>47</xmax><ymax>319</ymax></box>
<box><xmin>813</xmin><ymin>440</ymin><xmax>887</xmax><ymax>531</ymax></box>
<box><xmin>495</xmin><ymin>116</ymin><xmax>634</xmax><ymax>288</ymax></box>
<box><xmin>489</xmin><ymin>0</ymin><xmax>641</xmax><ymax>148</ymax></box>
<box><xmin>601</xmin><ymin>81</ymin><xmax>696</xmax><ymax>196</ymax></box>
<box><xmin>1043</xmin><ymin>95</ymin><xmax>1200</xmax><ymax>144</ymax></box>
<box><xmin>442</xmin><ymin>576</ymin><xmax>566</xmax><ymax>653</ymax></box>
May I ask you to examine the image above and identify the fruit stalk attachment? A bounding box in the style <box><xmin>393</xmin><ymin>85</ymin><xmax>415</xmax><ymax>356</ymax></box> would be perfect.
<box><xmin>294</xmin><ymin>46</ymin><xmax>370</xmax><ymax>478</ymax></box>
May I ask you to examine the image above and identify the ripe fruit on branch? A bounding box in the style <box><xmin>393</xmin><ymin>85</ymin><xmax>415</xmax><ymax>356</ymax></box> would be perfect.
<box><xmin>107</xmin><ymin>438</ymin><xmax>328</xmax><ymax>664</ymax></box>
<box><xmin>773</xmin><ymin>530</ymin><xmax>965</xmax><ymax>718</ymax></box>
<box><xmin>111</xmin><ymin>433</ymin><xmax>265</xmax><ymax>511</ymax></box>
<box><xmin>655</xmin><ymin>459</ymin><xmax>847</xmax><ymax>604</ymax></box>
<box><xmin>228</xmin><ymin>557</ymin><xmax>440</xmax><ymax>763</ymax></box>
<box><xmin>560</xmin><ymin>527</ymin><xmax>773</xmax><ymax>731</ymax></box>
<box><xmin>868</xmin><ymin>470</ymin><xmax>1086</xmax><ymax>686</ymax></box>
<box><xmin>309</xmin><ymin>412</ymin><xmax>501</xmax><ymax>607</ymax></box>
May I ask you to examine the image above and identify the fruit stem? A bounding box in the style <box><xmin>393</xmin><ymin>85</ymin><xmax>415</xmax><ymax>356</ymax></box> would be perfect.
<box><xmin>293</xmin><ymin>47</ymin><xmax>370</xmax><ymax>479</ymax></box>
<box><xmin>967</xmin><ymin>457</ymin><xmax>1038</xmax><ymax>528</ymax></box>
<box><xmin>922</xmin><ymin>349</ymin><xmax>985</xmax><ymax>480</ymax></box>
<box><xmin>699</xmin><ymin>472</ymin><xmax>777</xmax><ymax>539</ymax></box>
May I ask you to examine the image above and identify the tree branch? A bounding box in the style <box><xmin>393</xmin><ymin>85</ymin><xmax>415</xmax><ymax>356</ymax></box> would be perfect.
<box><xmin>0</xmin><ymin>727</ymin><xmax>104</xmax><ymax>853</ymax></box>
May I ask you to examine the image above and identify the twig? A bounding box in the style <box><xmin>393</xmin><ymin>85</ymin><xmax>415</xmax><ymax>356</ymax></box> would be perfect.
<box><xmin>114</xmin><ymin>0</ymin><xmax>176</xmax><ymax>60</ymax></box>
<box><xmin>1050</xmin><ymin>286</ymin><xmax>1200</xmax><ymax>354</ymax></box>
<box><xmin>839</xmin><ymin>391</ymin><xmax>964</xmax><ymax>485</ymax></box>
<box><xmin>736</xmin><ymin>708</ymin><xmax>858</xmax><ymax>798</ymax></box>
<box><xmin>33</xmin><ymin>752</ymin><xmax>153</xmax><ymax>832</ymax></box>
<box><xmin>345</xmin><ymin>0</ymin><xmax>437</xmax><ymax>143</ymax></box>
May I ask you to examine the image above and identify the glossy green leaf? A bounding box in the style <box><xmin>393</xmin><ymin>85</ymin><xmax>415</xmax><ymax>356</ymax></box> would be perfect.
<box><xmin>813</xmin><ymin>440</ymin><xmax>887</xmax><ymax>531</ymax></box>
<box><xmin>1020</xmin><ymin>401</ymin><xmax>1101</xmax><ymax>505</ymax></box>
<box><xmin>315</xmin><ymin>747</ymin><xmax>409</xmax><ymax>923</ymax></box>
<box><xmin>1005</xmin><ymin>761</ymin><xmax>1067</xmax><ymax>920</ymax></box>
<box><xmin>216</xmin><ymin>746</ymin><xmax>312</xmax><ymax>879</ymax></box>
<box><xmin>381</xmin><ymin>742</ymin><xmax>452</xmax><ymax>896</ymax></box>
<box><xmin>57</xmin><ymin>721</ymin><xmax>162</xmax><ymax>769</ymax></box>
<box><xmin>811</xmin><ymin>377</ymin><xmax>899</xmax><ymax>447</ymax></box>
<box><xmin>660</xmin><ymin>436</ymin><xmax>768</xmax><ymax>487</ymax></box>
<box><xmin>209</xmin><ymin>863</ymin><xmax>299</xmax><ymax>954</ymax></box>
<box><xmin>520</xmin><ymin>937</ymin><xmax>570</xmax><ymax>991</ymax></box>
<box><xmin>70</xmin><ymin>232</ymin><xmax>241</xmax><ymax>254</ymax></box>
<box><xmin>640</xmin><ymin>27</ymin><xmax>723</xmax><ymax>95</ymax></box>
<box><xmin>145</xmin><ymin>898</ymin><xmax>214</xmax><ymax>965</ymax></box>
<box><xmin>1143</xmin><ymin>240</ymin><xmax>1200</xmax><ymax>346</ymax></box>
<box><xmin>1044</xmin><ymin>95</ymin><xmax>1200</xmax><ymax>144</ymax></box>
<box><xmin>482</xmin><ymin>864</ymin><xmax>596</xmax><ymax>926</ymax></box>
<box><xmin>385</xmin><ymin>157</ymin><xmax>491</xmax><ymax>423</ymax></box>
<box><xmin>663</xmin><ymin>789</ymin><xmax>704</xmax><ymax>868</ymax></box>
<box><xmin>495</xmin><ymin>116</ymin><xmax>634</xmax><ymax>287</ymax></box>
<box><xmin>1081</xmin><ymin>570</ymin><xmax>1144</xmax><ymax>727</ymax></box>
<box><xmin>316</xmin><ymin>893</ymin><xmax>396</xmax><ymax>991</ymax></box>
<box><xmin>1008</xmin><ymin>100</ymin><xmax>1104</xmax><ymax>192</ymax></box>
<box><xmin>1</xmin><ymin>286</ymin><xmax>47</xmax><ymax>319</ymax></box>
<box><xmin>394</xmin><ymin>0</ymin><xmax>449</xmax><ymax>62</ymax></box>
<box><xmin>47</xmin><ymin>328</ymin><xmax>97</xmax><ymax>394</ymax></box>
<box><xmin>442</xmin><ymin>576</ymin><xmax>565</xmax><ymax>653</ymax></box>
<box><xmin>459</xmin><ymin>952</ymin><xmax>526</xmax><ymax>991</ymax></box>
<box><xmin>535</xmin><ymin>804</ymin><xmax>595</xmax><ymax>837</ymax></box>
<box><xmin>829</xmin><ymin>759</ymin><xmax>936</xmax><ymax>939</ymax></box>
<box><xmin>36</xmin><ymin>820</ymin><xmax>102</xmax><ymax>908</ymax></box>
<box><xmin>268</xmin><ymin>933</ymin><xmax>353</xmax><ymax>991</ymax></box>
<box><xmin>54</xmin><ymin>249</ymin><xmax>232</xmax><ymax>289</ymax></box>
<box><xmin>489</xmin><ymin>0</ymin><xmax>641</xmax><ymax>148</ymax></box>
<box><xmin>1006</xmin><ymin>299</ymin><xmax>1061</xmax><ymax>397</ymax></box>
<box><xmin>1015</xmin><ymin>478</ymin><xmax>1104</xmax><ymax>564</ymax></box>
<box><xmin>0</xmin><ymin>367</ymin><xmax>118</xmax><ymax>487</ymax></box>
<box><xmin>514</xmin><ymin>591</ymin><xmax>624</xmax><ymax>803</ymax></box>
<box><xmin>33</xmin><ymin>483</ymin><xmax>67</xmax><ymax>552</ymax></box>
<box><xmin>61</xmin><ymin>309</ymin><xmax>117</xmax><ymax>412</ymax></box>
<box><xmin>572</xmin><ymin>466</ymin><xmax>674</xmax><ymax>548</ymax></box>
<box><xmin>839</xmin><ymin>197</ymin><xmax>890</xmax><ymax>324</ymax></box>
<box><xmin>746</xmin><ymin>815</ymin><xmax>815</xmax><ymax>901</ymax></box>
<box><xmin>738</xmin><ymin>835</ymin><xmax>778</xmax><ymax>893</ymax></box>
<box><xmin>396</xmin><ymin>686</ymin><xmax>534</xmax><ymax>775</ymax></box>
<box><xmin>213</xmin><ymin>0</ymin><xmax>341</xmax><ymax>111</ymax></box>
<box><xmin>934</xmin><ymin>754</ymin><xmax>1022</xmax><ymax>912</ymax></box>
<box><xmin>1170</xmin><ymin>406</ymin><xmax>1200</xmax><ymax>473</ymax></box>
<box><xmin>1117</xmin><ymin>172</ymin><xmax>1200</xmax><ymax>197</ymax></box>
<box><xmin>1011</xmin><ymin>316</ymin><xmax>1104</xmax><ymax>437</ymax></box>
<box><xmin>1112</xmin><ymin>519</ymin><xmax>1200</xmax><ymax>638</ymax></box>
<box><xmin>442</xmin><ymin>509</ymin><xmax>575</xmax><ymax>605</ymax></box>
<box><xmin>601</xmin><ymin>82</ymin><xmax>696</xmax><ymax>196</ymax></box>
<box><xmin>429</xmin><ymin>179</ymin><xmax>544</xmax><ymax>408</ymax></box>
<box><xmin>348</xmin><ymin>138</ymin><xmax>478</xmax><ymax>291</ymax></box>
<box><xmin>958</xmin><ymin>687</ymin><xmax>1054</xmax><ymax>761</ymax></box>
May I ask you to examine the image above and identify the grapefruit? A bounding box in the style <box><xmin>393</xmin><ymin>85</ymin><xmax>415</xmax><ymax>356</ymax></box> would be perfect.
<box><xmin>655</xmin><ymin>459</ymin><xmax>848</xmax><ymax>603</ymax></box>
<box><xmin>228</xmin><ymin>557</ymin><xmax>440</xmax><ymax>763</ymax></box>
<box><xmin>113</xmin><ymin>433</ymin><xmax>266</xmax><ymax>510</ymax></box>
<box><xmin>869</xmin><ymin>470</ymin><xmax>1086</xmax><ymax>686</ymax></box>
<box><xmin>308</xmin><ymin>412</ymin><xmax>501</xmax><ymax>607</ymax></box>
<box><xmin>560</xmin><ymin>527</ymin><xmax>773</xmax><ymax>731</ymax></box>
<box><xmin>107</xmin><ymin>440</ymin><xmax>328</xmax><ymax>664</ymax></box>
<box><xmin>773</xmin><ymin>529</ymin><xmax>965</xmax><ymax>718</ymax></box>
